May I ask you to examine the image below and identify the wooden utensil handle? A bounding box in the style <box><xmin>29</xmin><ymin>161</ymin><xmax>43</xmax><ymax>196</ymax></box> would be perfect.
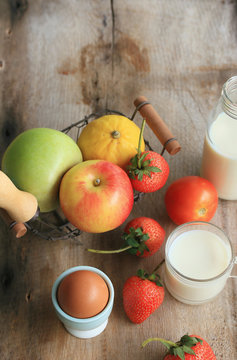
<box><xmin>0</xmin><ymin>171</ymin><xmax>38</xmax><ymax>223</ymax></box>
<box><xmin>0</xmin><ymin>209</ymin><xmax>27</xmax><ymax>238</ymax></box>
<box><xmin>134</xmin><ymin>96</ymin><xmax>181</xmax><ymax>155</ymax></box>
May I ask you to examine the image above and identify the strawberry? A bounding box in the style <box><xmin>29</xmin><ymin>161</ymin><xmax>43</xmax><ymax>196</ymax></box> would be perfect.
<box><xmin>87</xmin><ymin>217</ymin><xmax>165</xmax><ymax>258</ymax></box>
<box><xmin>142</xmin><ymin>334</ymin><xmax>216</xmax><ymax>360</ymax></box>
<box><xmin>127</xmin><ymin>119</ymin><xmax>169</xmax><ymax>193</ymax></box>
<box><xmin>123</xmin><ymin>217</ymin><xmax>165</xmax><ymax>257</ymax></box>
<box><xmin>123</xmin><ymin>268</ymin><xmax>164</xmax><ymax>324</ymax></box>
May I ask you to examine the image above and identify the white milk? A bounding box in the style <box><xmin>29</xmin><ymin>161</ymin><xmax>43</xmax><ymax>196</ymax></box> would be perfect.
<box><xmin>201</xmin><ymin>112</ymin><xmax>237</xmax><ymax>200</ymax></box>
<box><xmin>164</xmin><ymin>228</ymin><xmax>233</xmax><ymax>305</ymax></box>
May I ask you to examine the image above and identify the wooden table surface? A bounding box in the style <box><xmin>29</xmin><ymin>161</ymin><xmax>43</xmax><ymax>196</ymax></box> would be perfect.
<box><xmin>0</xmin><ymin>1</ymin><xmax>237</xmax><ymax>359</ymax></box>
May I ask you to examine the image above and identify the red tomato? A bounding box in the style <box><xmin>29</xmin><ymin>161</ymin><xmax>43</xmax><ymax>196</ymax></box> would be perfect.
<box><xmin>164</xmin><ymin>176</ymin><xmax>218</xmax><ymax>225</ymax></box>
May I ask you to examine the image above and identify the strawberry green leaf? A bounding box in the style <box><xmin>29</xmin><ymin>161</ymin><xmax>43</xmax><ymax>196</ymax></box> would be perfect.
<box><xmin>140</xmin><ymin>234</ymin><xmax>149</xmax><ymax>241</ymax></box>
<box><xmin>130</xmin><ymin>246</ymin><xmax>147</xmax><ymax>256</ymax></box>
<box><xmin>128</xmin><ymin>247</ymin><xmax>139</xmax><ymax>255</ymax></box>
<box><xmin>154</xmin><ymin>278</ymin><xmax>163</xmax><ymax>287</ymax></box>
<box><xmin>138</xmin><ymin>172</ymin><xmax>144</xmax><ymax>181</ymax></box>
<box><xmin>137</xmin><ymin>269</ymin><xmax>163</xmax><ymax>286</ymax></box>
<box><xmin>148</xmin><ymin>273</ymin><xmax>156</xmax><ymax>281</ymax></box>
<box><xmin>137</xmin><ymin>269</ymin><xmax>147</xmax><ymax>279</ymax></box>
<box><xmin>173</xmin><ymin>348</ymin><xmax>185</xmax><ymax>360</ymax></box>
<box><xmin>142</xmin><ymin>159</ymin><xmax>152</xmax><ymax>167</ymax></box>
<box><xmin>126</xmin><ymin>237</ymin><xmax>140</xmax><ymax>247</ymax></box>
<box><xmin>139</xmin><ymin>152</ymin><xmax>149</xmax><ymax>163</ymax></box>
<box><xmin>133</xmin><ymin>169</ymin><xmax>141</xmax><ymax>175</ymax></box>
<box><xmin>182</xmin><ymin>345</ymin><xmax>196</xmax><ymax>355</ymax></box>
<box><xmin>128</xmin><ymin>172</ymin><xmax>136</xmax><ymax>180</ymax></box>
<box><xmin>148</xmin><ymin>272</ymin><xmax>163</xmax><ymax>287</ymax></box>
<box><xmin>121</xmin><ymin>227</ymin><xmax>150</xmax><ymax>256</ymax></box>
<box><xmin>143</xmin><ymin>169</ymin><xmax>152</xmax><ymax>178</ymax></box>
<box><xmin>180</xmin><ymin>335</ymin><xmax>202</xmax><ymax>347</ymax></box>
<box><xmin>137</xmin><ymin>243</ymin><xmax>149</xmax><ymax>255</ymax></box>
<box><xmin>131</xmin><ymin>154</ymin><xmax>139</xmax><ymax>166</ymax></box>
<box><xmin>148</xmin><ymin>166</ymin><xmax>162</xmax><ymax>173</ymax></box>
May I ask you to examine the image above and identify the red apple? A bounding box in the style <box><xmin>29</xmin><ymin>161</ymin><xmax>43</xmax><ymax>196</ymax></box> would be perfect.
<box><xmin>59</xmin><ymin>160</ymin><xmax>134</xmax><ymax>233</ymax></box>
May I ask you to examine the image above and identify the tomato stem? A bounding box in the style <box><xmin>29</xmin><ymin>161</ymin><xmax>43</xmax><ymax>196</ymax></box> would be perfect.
<box><xmin>198</xmin><ymin>208</ymin><xmax>207</xmax><ymax>216</ymax></box>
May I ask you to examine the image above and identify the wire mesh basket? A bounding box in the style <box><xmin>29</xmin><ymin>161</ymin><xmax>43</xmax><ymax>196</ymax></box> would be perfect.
<box><xmin>25</xmin><ymin>108</ymin><xmax>148</xmax><ymax>241</ymax></box>
<box><xmin>3</xmin><ymin>98</ymin><xmax>180</xmax><ymax>241</ymax></box>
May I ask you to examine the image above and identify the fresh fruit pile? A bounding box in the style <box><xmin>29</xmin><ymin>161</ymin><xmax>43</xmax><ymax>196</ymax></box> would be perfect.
<box><xmin>1</xmin><ymin>113</ymin><xmax>171</xmax><ymax>234</ymax></box>
<box><xmin>0</xmin><ymin>102</ymin><xmax>219</xmax><ymax>359</ymax></box>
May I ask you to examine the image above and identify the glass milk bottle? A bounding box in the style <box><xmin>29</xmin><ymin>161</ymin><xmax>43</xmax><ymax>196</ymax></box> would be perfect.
<box><xmin>201</xmin><ymin>76</ymin><xmax>237</xmax><ymax>200</ymax></box>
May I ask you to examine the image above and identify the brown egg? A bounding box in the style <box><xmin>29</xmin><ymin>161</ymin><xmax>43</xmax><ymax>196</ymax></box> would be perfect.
<box><xmin>57</xmin><ymin>270</ymin><xmax>109</xmax><ymax>318</ymax></box>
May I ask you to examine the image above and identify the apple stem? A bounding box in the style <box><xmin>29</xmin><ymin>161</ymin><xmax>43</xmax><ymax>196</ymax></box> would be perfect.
<box><xmin>87</xmin><ymin>245</ymin><xmax>132</xmax><ymax>254</ymax></box>
<box><xmin>138</xmin><ymin>119</ymin><xmax>146</xmax><ymax>169</ymax></box>
<box><xmin>94</xmin><ymin>178</ymin><xmax>101</xmax><ymax>186</ymax></box>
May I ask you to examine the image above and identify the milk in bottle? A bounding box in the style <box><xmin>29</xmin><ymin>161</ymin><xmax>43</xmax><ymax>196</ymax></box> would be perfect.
<box><xmin>201</xmin><ymin>76</ymin><xmax>237</xmax><ymax>200</ymax></box>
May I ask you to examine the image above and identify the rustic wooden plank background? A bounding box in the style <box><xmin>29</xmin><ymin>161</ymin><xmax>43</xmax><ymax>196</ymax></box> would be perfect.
<box><xmin>0</xmin><ymin>0</ymin><xmax>237</xmax><ymax>359</ymax></box>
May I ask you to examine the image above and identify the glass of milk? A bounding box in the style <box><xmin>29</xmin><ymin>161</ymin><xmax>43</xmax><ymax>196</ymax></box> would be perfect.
<box><xmin>164</xmin><ymin>221</ymin><xmax>237</xmax><ymax>305</ymax></box>
<box><xmin>201</xmin><ymin>75</ymin><xmax>237</xmax><ymax>200</ymax></box>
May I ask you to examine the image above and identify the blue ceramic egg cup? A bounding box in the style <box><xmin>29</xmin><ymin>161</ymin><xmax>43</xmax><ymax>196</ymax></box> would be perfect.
<box><xmin>52</xmin><ymin>265</ymin><xmax>114</xmax><ymax>339</ymax></box>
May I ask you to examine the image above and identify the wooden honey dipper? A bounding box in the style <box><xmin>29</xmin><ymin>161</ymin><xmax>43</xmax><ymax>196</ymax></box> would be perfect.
<box><xmin>133</xmin><ymin>96</ymin><xmax>181</xmax><ymax>155</ymax></box>
<box><xmin>0</xmin><ymin>170</ymin><xmax>39</xmax><ymax>238</ymax></box>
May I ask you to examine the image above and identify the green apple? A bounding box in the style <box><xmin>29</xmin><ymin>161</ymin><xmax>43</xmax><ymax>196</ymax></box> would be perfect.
<box><xmin>1</xmin><ymin>128</ymin><xmax>83</xmax><ymax>212</ymax></box>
